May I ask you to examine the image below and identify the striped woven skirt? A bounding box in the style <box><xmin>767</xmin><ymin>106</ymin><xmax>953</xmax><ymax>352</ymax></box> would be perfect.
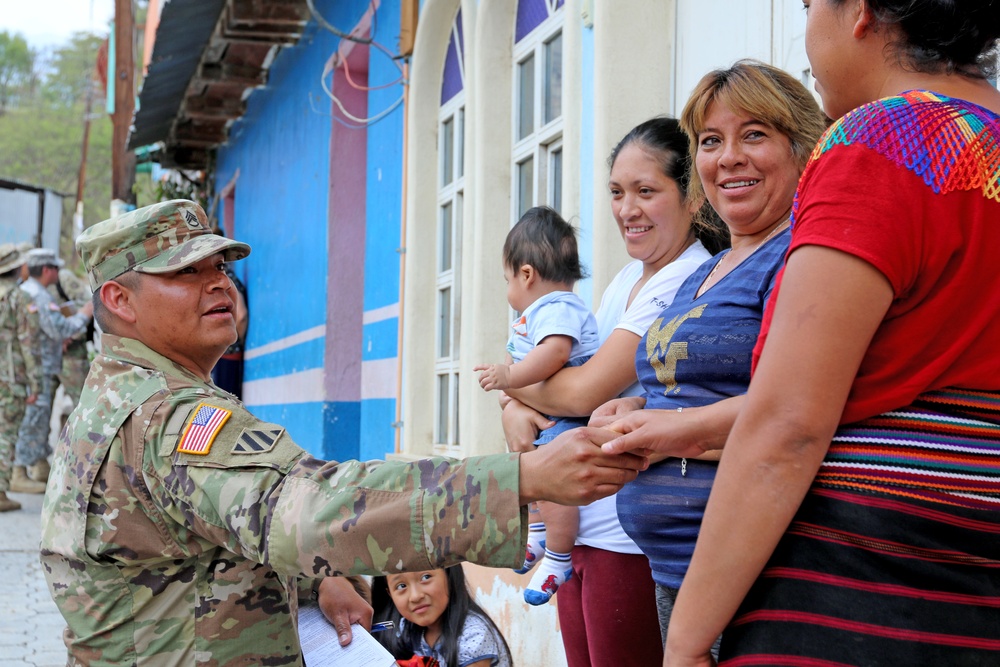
<box><xmin>719</xmin><ymin>389</ymin><xmax>1000</xmax><ymax>666</ymax></box>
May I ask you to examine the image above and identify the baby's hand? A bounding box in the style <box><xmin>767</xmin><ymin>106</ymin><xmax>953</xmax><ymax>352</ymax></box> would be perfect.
<box><xmin>474</xmin><ymin>363</ymin><xmax>511</xmax><ymax>391</ymax></box>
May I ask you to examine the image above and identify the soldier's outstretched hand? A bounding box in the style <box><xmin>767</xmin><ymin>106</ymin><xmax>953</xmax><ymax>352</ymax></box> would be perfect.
<box><xmin>518</xmin><ymin>426</ymin><xmax>647</xmax><ymax>506</ymax></box>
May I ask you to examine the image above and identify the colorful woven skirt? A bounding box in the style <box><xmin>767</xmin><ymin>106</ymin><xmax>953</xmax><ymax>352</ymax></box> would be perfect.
<box><xmin>719</xmin><ymin>389</ymin><xmax>1000</xmax><ymax>666</ymax></box>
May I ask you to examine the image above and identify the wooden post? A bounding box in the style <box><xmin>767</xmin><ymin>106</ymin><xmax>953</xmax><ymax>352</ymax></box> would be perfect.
<box><xmin>111</xmin><ymin>0</ymin><xmax>136</xmax><ymax>206</ymax></box>
<box><xmin>73</xmin><ymin>79</ymin><xmax>95</xmax><ymax>238</ymax></box>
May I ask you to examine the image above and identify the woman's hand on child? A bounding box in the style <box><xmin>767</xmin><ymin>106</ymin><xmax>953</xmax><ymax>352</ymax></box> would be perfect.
<box><xmin>588</xmin><ymin>396</ymin><xmax>647</xmax><ymax>428</ymax></box>
<box><xmin>475</xmin><ymin>363</ymin><xmax>512</xmax><ymax>391</ymax></box>
<box><xmin>502</xmin><ymin>399</ymin><xmax>553</xmax><ymax>452</ymax></box>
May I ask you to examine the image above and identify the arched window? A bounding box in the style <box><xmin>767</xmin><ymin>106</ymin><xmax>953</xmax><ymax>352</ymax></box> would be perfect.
<box><xmin>512</xmin><ymin>0</ymin><xmax>564</xmax><ymax>219</ymax></box>
<box><xmin>434</xmin><ymin>10</ymin><xmax>466</xmax><ymax>451</ymax></box>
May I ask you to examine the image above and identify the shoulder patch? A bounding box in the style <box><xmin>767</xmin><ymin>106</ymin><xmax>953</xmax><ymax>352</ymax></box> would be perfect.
<box><xmin>232</xmin><ymin>427</ymin><xmax>285</xmax><ymax>454</ymax></box>
<box><xmin>177</xmin><ymin>403</ymin><xmax>232</xmax><ymax>455</ymax></box>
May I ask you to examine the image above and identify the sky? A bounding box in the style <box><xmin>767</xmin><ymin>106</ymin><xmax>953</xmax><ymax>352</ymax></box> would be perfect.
<box><xmin>0</xmin><ymin>0</ymin><xmax>115</xmax><ymax>50</ymax></box>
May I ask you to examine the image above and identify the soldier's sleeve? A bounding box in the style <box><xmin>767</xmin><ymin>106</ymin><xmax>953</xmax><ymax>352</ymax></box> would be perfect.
<box><xmin>34</xmin><ymin>290</ymin><xmax>88</xmax><ymax>341</ymax></box>
<box><xmin>16</xmin><ymin>295</ymin><xmax>42</xmax><ymax>396</ymax></box>
<box><xmin>148</xmin><ymin>398</ymin><xmax>527</xmax><ymax>579</ymax></box>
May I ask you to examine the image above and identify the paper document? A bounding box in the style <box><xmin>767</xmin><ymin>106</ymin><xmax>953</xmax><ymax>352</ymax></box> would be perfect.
<box><xmin>299</xmin><ymin>604</ymin><xmax>397</xmax><ymax>667</ymax></box>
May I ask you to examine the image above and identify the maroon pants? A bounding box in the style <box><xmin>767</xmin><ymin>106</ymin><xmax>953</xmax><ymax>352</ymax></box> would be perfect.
<box><xmin>557</xmin><ymin>545</ymin><xmax>663</xmax><ymax>667</ymax></box>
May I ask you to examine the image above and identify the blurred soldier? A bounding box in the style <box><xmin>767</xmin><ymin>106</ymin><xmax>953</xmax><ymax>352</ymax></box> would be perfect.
<box><xmin>40</xmin><ymin>200</ymin><xmax>643</xmax><ymax>664</ymax></box>
<box><xmin>47</xmin><ymin>268</ymin><xmax>94</xmax><ymax>428</ymax></box>
<box><xmin>0</xmin><ymin>245</ymin><xmax>43</xmax><ymax>512</ymax></box>
<box><xmin>15</xmin><ymin>243</ymin><xmax>33</xmax><ymax>284</ymax></box>
<box><xmin>12</xmin><ymin>249</ymin><xmax>93</xmax><ymax>491</ymax></box>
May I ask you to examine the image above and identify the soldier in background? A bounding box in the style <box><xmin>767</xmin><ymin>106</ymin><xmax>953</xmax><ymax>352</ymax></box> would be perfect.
<box><xmin>47</xmin><ymin>268</ymin><xmax>94</xmax><ymax>431</ymax></box>
<box><xmin>40</xmin><ymin>200</ymin><xmax>644</xmax><ymax>663</ymax></box>
<box><xmin>0</xmin><ymin>245</ymin><xmax>43</xmax><ymax>512</ymax></box>
<box><xmin>15</xmin><ymin>242</ymin><xmax>33</xmax><ymax>284</ymax></box>
<box><xmin>12</xmin><ymin>249</ymin><xmax>93</xmax><ymax>492</ymax></box>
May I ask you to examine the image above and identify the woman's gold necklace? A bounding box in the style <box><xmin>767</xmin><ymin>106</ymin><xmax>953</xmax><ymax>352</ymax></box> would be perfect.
<box><xmin>701</xmin><ymin>220</ymin><xmax>789</xmax><ymax>291</ymax></box>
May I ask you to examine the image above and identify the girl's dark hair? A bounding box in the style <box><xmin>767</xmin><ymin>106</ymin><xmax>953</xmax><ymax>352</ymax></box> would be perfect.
<box><xmin>832</xmin><ymin>0</ymin><xmax>1000</xmax><ymax>77</ymax></box>
<box><xmin>504</xmin><ymin>206</ymin><xmax>586</xmax><ymax>283</ymax></box>
<box><xmin>372</xmin><ymin>566</ymin><xmax>513</xmax><ymax>667</ymax></box>
<box><xmin>608</xmin><ymin>117</ymin><xmax>730</xmax><ymax>255</ymax></box>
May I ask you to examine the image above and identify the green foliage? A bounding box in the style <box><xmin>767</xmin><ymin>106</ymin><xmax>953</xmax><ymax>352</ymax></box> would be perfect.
<box><xmin>40</xmin><ymin>32</ymin><xmax>105</xmax><ymax>108</ymax></box>
<box><xmin>0</xmin><ymin>30</ymin><xmax>112</xmax><ymax>254</ymax></box>
<box><xmin>0</xmin><ymin>31</ymin><xmax>37</xmax><ymax>112</ymax></box>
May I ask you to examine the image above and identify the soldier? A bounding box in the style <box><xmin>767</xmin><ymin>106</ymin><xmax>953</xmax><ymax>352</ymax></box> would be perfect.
<box><xmin>0</xmin><ymin>245</ymin><xmax>43</xmax><ymax>512</ymax></box>
<box><xmin>47</xmin><ymin>268</ymin><xmax>94</xmax><ymax>431</ymax></box>
<box><xmin>12</xmin><ymin>249</ymin><xmax>93</xmax><ymax>492</ymax></box>
<box><xmin>40</xmin><ymin>199</ymin><xmax>644</xmax><ymax>664</ymax></box>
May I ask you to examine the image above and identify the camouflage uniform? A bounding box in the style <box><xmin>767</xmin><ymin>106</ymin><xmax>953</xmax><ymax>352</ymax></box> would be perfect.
<box><xmin>0</xmin><ymin>247</ymin><xmax>43</xmax><ymax>494</ymax></box>
<box><xmin>49</xmin><ymin>269</ymin><xmax>93</xmax><ymax>406</ymax></box>
<box><xmin>40</xmin><ymin>200</ymin><xmax>527</xmax><ymax>665</ymax></box>
<box><xmin>15</xmin><ymin>252</ymin><xmax>91</xmax><ymax>468</ymax></box>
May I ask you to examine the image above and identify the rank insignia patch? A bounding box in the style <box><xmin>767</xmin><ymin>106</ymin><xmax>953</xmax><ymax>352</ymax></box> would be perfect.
<box><xmin>177</xmin><ymin>404</ymin><xmax>231</xmax><ymax>455</ymax></box>
<box><xmin>232</xmin><ymin>428</ymin><xmax>284</xmax><ymax>454</ymax></box>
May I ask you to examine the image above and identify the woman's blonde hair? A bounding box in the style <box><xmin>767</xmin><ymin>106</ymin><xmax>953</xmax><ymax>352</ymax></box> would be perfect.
<box><xmin>679</xmin><ymin>59</ymin><xmax>828</xmax><ymax>203</ymax></box>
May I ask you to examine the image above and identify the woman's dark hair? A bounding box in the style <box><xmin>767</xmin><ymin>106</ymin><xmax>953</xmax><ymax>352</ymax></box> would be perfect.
<box><xmin>504</xmin><ymin>206</ymin><xmax>586</xmax><ymax>283</ymax></box>
<box><xmin>608</xmin><ymin>117</ymin><xmax>729</xmax><ymax>255</ymax></box>
<box><xmin>372</xmin><ymin>566</ymin><xmax>513</xmax><ymax>667</ymax></box>
<box><xmin>832</xmin><ymin>0</ymin><xmax>1000</xmax><ymax>77</ymax></box>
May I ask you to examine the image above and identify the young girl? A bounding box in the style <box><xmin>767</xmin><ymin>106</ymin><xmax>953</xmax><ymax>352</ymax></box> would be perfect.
<box><xmin>374</xmin><ymin>566</ymin><xmax>513</xmax><ymax>667</ymax></box>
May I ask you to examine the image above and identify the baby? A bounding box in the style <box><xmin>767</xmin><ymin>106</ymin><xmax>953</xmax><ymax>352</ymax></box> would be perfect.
<box><xmin>475</xmin><ymin>206</ymin><xmax>599</xmax><ymax>605</ymax></box>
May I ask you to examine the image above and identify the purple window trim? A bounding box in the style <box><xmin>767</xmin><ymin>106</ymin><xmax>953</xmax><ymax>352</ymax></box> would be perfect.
<box><xmin>515</xmin><ymin>0</ymin><xmax>563</xmax><ymax>44</ymax></box>
<box><xmin>441</xmin><ymin>9</ymin><xmax>465</xmax><ymax>105</ymax></box>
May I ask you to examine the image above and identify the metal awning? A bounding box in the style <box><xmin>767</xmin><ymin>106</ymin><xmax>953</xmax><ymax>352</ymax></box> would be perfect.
<box><xmin>130</xmin><ymin>0</ymin><xmax>310</xmax><ymax>169</ymax></box>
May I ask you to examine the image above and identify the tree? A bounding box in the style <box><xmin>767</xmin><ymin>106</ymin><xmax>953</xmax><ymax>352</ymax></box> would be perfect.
<box><xmin>0</xmin><ymin>30</ymin><xmax>113</xmax><ymax>243</ymax></box>
<box><xmin>41</xmin><ymin>32</ymin><xmax>104</xmax><ymax>108</ymax></box>
<box><xmin>0</xmin><ymin>31</ymin><xmax>37</xmax><ymax>113</ymax></box>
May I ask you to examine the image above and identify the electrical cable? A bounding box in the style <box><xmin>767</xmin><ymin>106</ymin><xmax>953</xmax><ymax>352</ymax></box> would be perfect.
<box><xmin>306</xmin><ymin>0</ymin><xmax>372</xmax><ymax>44</ymax></box>
<box><xmin>341</xmin><ymin>50</ymin><xmax>404</xmax><ymax>91</ymax></box>
<box><xmin>320</xmin><ymin>65</ymin><xmax>403</xmax><ymax>126</ymax></box>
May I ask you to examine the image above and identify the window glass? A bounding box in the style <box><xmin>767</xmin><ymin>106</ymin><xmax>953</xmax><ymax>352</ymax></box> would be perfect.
<box><xmin>544</xmin><ymin>32</ymin><xmax>562</xmax><ymax>124</ymax></box>
<box><xmin>518</xmin><ymin>157</ymin><xmax>534</xmax><ymax>218</ymax></box>
<box><xmin>518</xmin><ymin>55</ymin><xmax>535</xmax><ymax>140</ymax></box>
<box><xmin>441</xmin><ymin>116</ymin><xmax>454</xmax><ymax>185</ymax></box>
<box><xmin>440</xmin><ymin>201</ymin><xmax>453</xmax><ymax>272</ymax></box>
<box><xmin>549</xmin><ymin>147</ymin><xmax>563</xmax><ymax>213</ymax></box>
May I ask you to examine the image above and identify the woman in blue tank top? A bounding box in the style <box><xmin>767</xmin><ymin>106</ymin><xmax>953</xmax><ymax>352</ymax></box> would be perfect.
<box><xmin>593</xmin><ymin>61</ymin><xmax>827</xmax><ymax>646</ymax></box>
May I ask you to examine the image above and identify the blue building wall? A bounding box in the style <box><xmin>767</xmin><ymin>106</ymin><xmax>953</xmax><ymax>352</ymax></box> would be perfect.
<box><xmin>215</xmin><ymin>0</ymin><xmax>404</xmax><ymax>461</ymax></box>
<box><xmin>359</xmin><ymin>1</ymin><xmax>405</xmax><ymax>462</ymax></box>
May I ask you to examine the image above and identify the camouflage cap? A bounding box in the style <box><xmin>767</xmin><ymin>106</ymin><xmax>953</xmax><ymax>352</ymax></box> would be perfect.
<box><xmin>0</xmin><ymin>243</ymin><xmax>26</xmax><ymax>274</ymax></box>
<box><xmin>77</xmin><ymin>199</ymin><xmax>251</xmax><ymax>290</ymax></box>
<box><xmin>26</xmin><ymin>248</ymin><xmax>65</xmax><ymax>269</ymax></box>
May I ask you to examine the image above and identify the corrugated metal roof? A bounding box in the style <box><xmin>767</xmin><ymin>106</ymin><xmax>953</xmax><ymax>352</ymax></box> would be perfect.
<box><xmin>129</xmin><ymin>0</ymin><xmax>227</xmax><ymax>149</ymax></box>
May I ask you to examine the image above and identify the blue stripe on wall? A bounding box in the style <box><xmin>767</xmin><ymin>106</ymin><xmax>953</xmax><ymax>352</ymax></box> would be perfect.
<box><xmin>361</xmin><ymin>317</ymin><xmax>399</xmax><ymax>361</ymax></box>
<box><xmin>324</xmin><ymin>400</ymin><xmax>362</xmax><ymax>461</ymax></box>
<box><xmin>243</xmin><ymin>337</ymin><xmax>327</xmax><ymax>382</ymax></box>
<box><xmin>359</xmin><ymin>398</ymin><xmax>397</xmax><ymax>460</ymax></box>
<box><xmin>251</xmin><ymin>402</ymin><xmax>327</xmax><ymax>458</ymax></box>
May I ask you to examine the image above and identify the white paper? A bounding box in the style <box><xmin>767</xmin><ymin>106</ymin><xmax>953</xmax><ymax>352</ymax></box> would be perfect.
<box><xmin>298</xmin><ymin>604</ymin><xmax>397</xmax><ymax>667</ymax></box>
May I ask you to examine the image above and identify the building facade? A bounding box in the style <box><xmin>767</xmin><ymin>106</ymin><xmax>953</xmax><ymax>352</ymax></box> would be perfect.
<box><xmin>141</xmin><ymin>0</ymin><xmax>813</xmax><ymax>660</ymax></box>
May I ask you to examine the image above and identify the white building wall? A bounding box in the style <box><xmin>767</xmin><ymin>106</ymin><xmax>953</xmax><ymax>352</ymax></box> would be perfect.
<box><xmin>401</xmin><ymin>2</ymin><xmax>811</xmax><ymax>664</ymax></box>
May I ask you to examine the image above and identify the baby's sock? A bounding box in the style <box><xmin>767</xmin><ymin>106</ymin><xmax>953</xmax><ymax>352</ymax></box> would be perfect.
<box><xmin>513</xmin><ymin>523</ymin><xmax>546</xmax><ymax>574</ymax></box>
<box><xmin>524</xmin><ymin>548</ymin><xmax>572</xmax><ymax>605</ymax></box>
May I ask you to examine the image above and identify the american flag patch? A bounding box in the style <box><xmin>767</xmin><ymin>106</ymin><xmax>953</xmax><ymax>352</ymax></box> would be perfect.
<box><xmin>177</xmin><ymin>404</ymin><xmax>231</xmax><ymax>455</ymax></box>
